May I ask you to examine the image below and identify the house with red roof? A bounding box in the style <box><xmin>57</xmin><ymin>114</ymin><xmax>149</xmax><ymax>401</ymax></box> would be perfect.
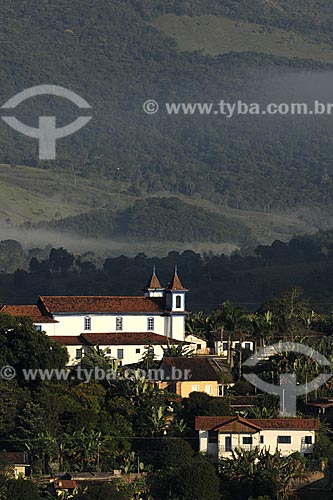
<box><xmin>196</xmin><ymin>415</ymin><xmax>319</xmax><ymax>459</ymax></box>
<box><xmin>0</xmin><ymin>268</ymin><xmax>189</xmax><ymax>365</ymax></box>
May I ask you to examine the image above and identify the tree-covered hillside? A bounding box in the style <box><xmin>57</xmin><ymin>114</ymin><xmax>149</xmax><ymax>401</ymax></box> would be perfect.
<box><xmin>33</xmin><ymin>197</ymin><xmax>255</xmax><ymax>245</ymax></box>
<box><xmin>0</xmin><ymin>0</ymin><xmax>332</xmax><ymax>218</ymax></box>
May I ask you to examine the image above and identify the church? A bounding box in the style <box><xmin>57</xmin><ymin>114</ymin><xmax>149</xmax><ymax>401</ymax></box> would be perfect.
<box><xmin>0</xmin><ymin>268</ymin><xmax>189</xmax><ymax>365</ymax></box>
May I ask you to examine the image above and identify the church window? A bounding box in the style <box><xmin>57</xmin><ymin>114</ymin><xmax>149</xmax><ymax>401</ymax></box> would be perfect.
<box><xmin>84</xmin><ymin>316</ymin><xmax>91</xmax><ymax>330</ymax></box>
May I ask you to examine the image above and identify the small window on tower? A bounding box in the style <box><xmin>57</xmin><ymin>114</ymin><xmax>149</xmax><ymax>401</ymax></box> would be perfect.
<box><xmin>116</xmin><ymin>317</ymin><xmax>123</xmax><ymax>331</ymax></box>
<box><xmin>176</xmin><ymin>295</ymin><xmax>181</xmax><ymax>308</ymax></box>
<box><xmin>84</xmin><ymin>316</ymin><xmax>91</xmax><ymax>330</ymax></box>
<box><xmin>147</xmin><ymin>317</ymin><xmax>154</xmax><ymax>330</ymax></box>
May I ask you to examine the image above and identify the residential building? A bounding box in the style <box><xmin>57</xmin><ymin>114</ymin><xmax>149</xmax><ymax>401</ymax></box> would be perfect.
<box><xmin>158</xmin><ymin>356</ymin><xmax>234</xmax><ymax>397</ymax></box>
<box><xmin>185</xmin><ymin>334</ymin><xmax>210</xmax><ymax>355</ymax></box>
<box><xmin>213</xmin><ymin>335</ymin><xmax>255</xmax><ymax>357</ymax></box>
<box><xmin>305</xmin><ymin>398</ymin><xmax>333</xmax><ymax>422</ymax></box>
<box><xmin>0</xmin><ymin>452</ymin><xmax>30</xmax><ymax>477</ymax></box>
<box><xmin>196</xmin><ymin>415</ymin><xmax>319</xmax><ymax>459</ymax></box>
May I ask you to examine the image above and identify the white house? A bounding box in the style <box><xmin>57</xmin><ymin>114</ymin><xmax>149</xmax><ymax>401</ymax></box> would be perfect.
<box><xmin>0</xmin><ymin>268</ymin><xmax>189</xmax><ymax>365</ymax></box>
<box><xmin>184</xmin><ymin>334</ymin><xmax>209</xmax><ymax>355</ymax></box>
<box><xmin>213</xmin><ymin>338</ymin><xmax>254</xmax><ymax>357</ymax></box>
<box><xmin>196</xmin><ymin>415</ymin><xmax>319</xmax><ymax>459</ymax></box>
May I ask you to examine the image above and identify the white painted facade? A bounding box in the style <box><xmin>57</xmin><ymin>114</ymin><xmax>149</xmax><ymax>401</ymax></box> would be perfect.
<box><xmin>198</xmin><ymin>424</ymin><xmax>317</xmax><ymax>459</ymax></box>
<box><xmin>37</xmin><ymin>313</ymin><xmax>185</xmax><ymax>341</ymax></box>
<box><xmin>2</xmin><ymin>270</ymin><xmax>190</xmax><ymax>366</ymax></box>
<box><xmin>214</xmin><ymin>340</ymin><xmax>255</xmax><ymax>356</ymax></box>
<box><xmin>185</xmin><ymin>334</ymin><xmax>209</xmax><ymax>355</ymax></box>
<box><xmin>65</xmin><ymin>343</ymin><xmax>166</xmax><ymax>366</ymax></box>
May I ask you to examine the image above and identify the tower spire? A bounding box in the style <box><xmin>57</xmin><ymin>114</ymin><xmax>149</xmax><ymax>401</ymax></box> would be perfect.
<box><xmin>145</xmin><ymin>266</ymin><xmax>163</xmax><ymax>291</ymax></box>
<box><xmin>168</xmin><ymin>266</ymin><xmax>187</xmax><ymax>291</ymax></box>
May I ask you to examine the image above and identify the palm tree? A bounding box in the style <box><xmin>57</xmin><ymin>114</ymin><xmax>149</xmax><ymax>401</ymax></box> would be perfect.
<box><xmin>162</xmin><ymin>340</ymin><xmax>194</xmax><ymax>358</ymax></box>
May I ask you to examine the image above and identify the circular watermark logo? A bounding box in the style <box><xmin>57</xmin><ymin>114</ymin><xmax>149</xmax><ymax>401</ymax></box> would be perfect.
<box><xmin>143</xmin><ymin>99</ymin><xmax>159</xmax><ymax>115</ymax></box>
<box><xmin>243</xmin><ymin>342</ymin><xmax>332</xmax><ymax>417</ymax></box>
<box><xmin>0</xmin><ymin>365</ymin><xmax>16</xmax><ymax>381</ymax></box>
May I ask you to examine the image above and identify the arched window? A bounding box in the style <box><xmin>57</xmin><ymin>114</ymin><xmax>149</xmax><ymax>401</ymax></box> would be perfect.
<box><xmin>176</xmin><ymin>295</ymin><xmax>182</xmax><ymax>309</ymax></box>
<box><xmin>147</xmin><ymin>317</ymin><xmax>154</xmax><ymax>330</ymax></box>
<box><xmin>84</xmin><ymin>316</ymin><xmax>91</xmax><ymax>330</ymax></box>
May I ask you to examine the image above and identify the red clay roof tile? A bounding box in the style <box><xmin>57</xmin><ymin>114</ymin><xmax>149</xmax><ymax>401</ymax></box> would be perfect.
<box><xmin>39</xmin><ymin>296</ymin><xmax>165</xmax><ymax>314</ymax></box>
<box><xmin>146</xmin><ymin>270</ymin><xmax>163</xmax><ymax>289</ymax></box>
<box><xmin>0</xmin><ymin>305</ymin><xmax>58</xmax><ymax>323</ymax></box>
<box><xmin>50</xmin><ymin>333</ymin><xmax>184</xmax><ymax>346</ymax></box>
<box><xmin>159</xmin><ymin>357</ymin><xmax>224</xmax><ymax>381</ymax></box>
<box><xmin>82</xmin><ymin>332</ymin><xmax>184</xmax><ymax>345</ymax></box>
<box><xmin>195</xmin><ymin>415</ymin><xmax>319</xmax><ymax>431</ymax></box>
<box><xmin>167</xmin><ymin>272</ymin><xmax>187</xmax><ymax>291</ymax></box>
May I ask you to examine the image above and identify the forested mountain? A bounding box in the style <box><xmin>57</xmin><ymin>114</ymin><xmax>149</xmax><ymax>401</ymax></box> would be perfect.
<box><xmin>0</xmin><ymin>0</ymin><xmax>332</xmax><ymax>227</ymax></box>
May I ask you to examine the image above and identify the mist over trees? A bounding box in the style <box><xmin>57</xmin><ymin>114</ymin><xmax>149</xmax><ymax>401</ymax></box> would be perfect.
<box><xmin>1</xmin><ymin>229</ymin><xmax>333</xmax><ymax>310</ymax></box>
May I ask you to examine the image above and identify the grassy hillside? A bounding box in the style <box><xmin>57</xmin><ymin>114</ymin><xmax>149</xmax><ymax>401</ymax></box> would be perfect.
<box><xmin>0</xmin><ymin>164</ymin><xmax>134</xmax><ymax>224</ymax></box>
<box><xmin>140</xmin><ymin>0</ymin><xmax>333</xmax><ymax>35</ymax></box>
<box><xmin>153</xmin><ymin>14</ymin><xmax>333</xmax><ymax>62</ymax></box>
<box><xmin>0</xmin><ymin>163</ymin><xmax>326</xmax><ymax>250</ymax></box>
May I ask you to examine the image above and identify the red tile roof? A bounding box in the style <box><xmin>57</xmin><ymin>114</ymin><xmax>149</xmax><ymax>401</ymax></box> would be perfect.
<box><xmin>54</xmin><ymin>479</ymin><xmax>77</xmax><ymax>490</ymax></box>
<box><xmin>195</xmin><ymin>415</ymin><xmax>320</xmax><ymax>431</ymax></box>
<box><xmin>50</xmin><ymin>333</ymin><xmax>184</xmax><ymax>346</ymax></box>
<box><xmin>39</xmin><ymin>296</ymin><xmax>165</xmax><ymax>314</ymax></box>
<box><xmin>82</xmin><ymin>332</ymin><xmax>185</xmax><ymax>345</ymax></box>
<box><xmin>159</xmin><ymin>357</ymin><xmax>232</xmax><ymax>382</ymax></box>
<box><xmin>167</xmin><ymin>270</ymin><xmax>188</xmax><ymax>291</ymax></box>
<box><xmin>0</xmin><ymin>305</ymin><xmax>58</xmax><ymax>323</ymax></box>
<box><xmin>146</xmin><ymin>270</ymin><xmax>163</xmax><ymax>289</ymax></box>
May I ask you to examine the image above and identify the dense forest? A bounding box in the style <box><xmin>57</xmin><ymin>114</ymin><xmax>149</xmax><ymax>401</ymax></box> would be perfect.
<box><xmin>32</xmin><ymin>197</ymin><xmax>255</xmax><ymax>245</ymax></box>
<box><xmin>0</xmin><ymin>0</ymin><xmax>332</xmax><ymax>218</ymax></box>
<box><xmin>2</xmin><ymin>229</ymin><xmax>333</xmax><ymax>310</ymax></box>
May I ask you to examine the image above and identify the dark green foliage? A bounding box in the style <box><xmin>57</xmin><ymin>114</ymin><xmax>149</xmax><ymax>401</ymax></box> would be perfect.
<box><xmin>157</xmin><ymin>438</ymin><xmax>194</xmax><ymax>469</ymax></box>
<box><xmin>182</xmin><ymin>392</ymin><xmax>231</xmax><ymax>428</ymax></box>
<box><xmin>0</xmin><ymin>1</ymin><xmax>332</xmax><ymax>215</ymax></box>
<box><xmin>0</xmin><ymin>314</ymin><xmax>68</xmax><ymax>381</ymax></box>
<box><xmin>5</xmin><ymin>228</ymin><xmax>333</xmax><ymax>310</ymax></box>
<box><xmin>34</xmin><ymin>197</ymin><xmax>255</xmax><ymax>245</ymax></box>
<box><xmin>150</xmin><ymin>458</ymin><xmax>220</xmax><ymax>500</ymax></box>
<box><xmin>5</xmin><ymin>478</ymin><xmax>42</xmax><ymax>500</ymax></box>
<box><xmin>71</xmin><ymin>482</ymin><xmax>131</xmax><ymax>500</ymax></box>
